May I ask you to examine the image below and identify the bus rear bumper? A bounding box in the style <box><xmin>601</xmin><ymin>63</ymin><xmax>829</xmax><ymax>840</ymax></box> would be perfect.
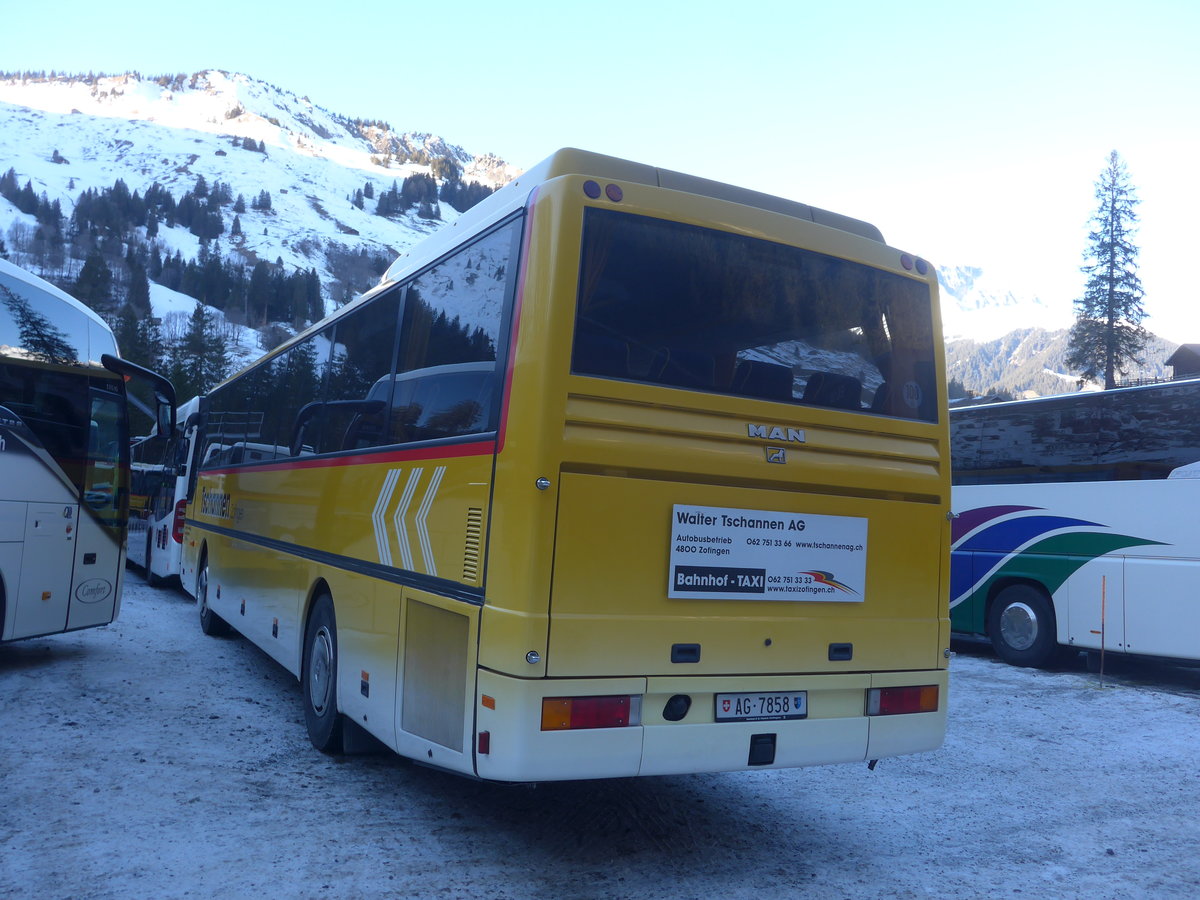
<box><xmin>473</xmin><ymin>669</ymin><xmax>947</xmax><ymax>782</ymax></box>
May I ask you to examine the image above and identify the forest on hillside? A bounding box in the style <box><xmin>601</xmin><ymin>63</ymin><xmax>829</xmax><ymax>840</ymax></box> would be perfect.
<box><xmin>0</xmin><ymin>164</ymin><xmax>494</xmax><ymax>406</ymax></box>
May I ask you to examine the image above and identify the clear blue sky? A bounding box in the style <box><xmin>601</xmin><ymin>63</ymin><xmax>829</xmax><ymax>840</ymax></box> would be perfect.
<box><xmin>4</xmin><ymin>0</ymin><xmax>1198</xmax><ymax>338</ymax></box>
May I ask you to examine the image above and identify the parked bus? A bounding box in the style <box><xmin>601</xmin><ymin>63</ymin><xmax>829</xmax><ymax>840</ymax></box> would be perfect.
<box><xmin>127</xmin><ymin>396</ymin><xmax>201</xmax><ymax>586</ymax></box>
<box><xmin>950</xmin><ymin>379</ymin><xmax>1200</xmax><ymax>667</ymax></box>
<box><xmin>128</xmin><ymin>444</ymin><xmax>166</xmax><ymax>569</ymax></box>
<box><xmin>182</xmin><ymin>148</ymin><xmax>950</xmax><ymax>781</ymax></box>
<box><xmin>1</xmin><ymin>258</ymin><xmax>173</xmax><ymax>642</ymax></box>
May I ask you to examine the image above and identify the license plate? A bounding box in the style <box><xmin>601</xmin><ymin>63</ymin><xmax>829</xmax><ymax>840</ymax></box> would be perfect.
<box><xmin>715</xmin><ymin>691</ymin><xmax>807</xmax><ymax>722</ymax></box>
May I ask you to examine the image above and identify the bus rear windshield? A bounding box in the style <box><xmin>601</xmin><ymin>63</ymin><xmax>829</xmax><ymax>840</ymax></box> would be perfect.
<box><xmin>572</xmin><ymin>207</ymin><xmax>938</xmax><ymax>422</ymax></box>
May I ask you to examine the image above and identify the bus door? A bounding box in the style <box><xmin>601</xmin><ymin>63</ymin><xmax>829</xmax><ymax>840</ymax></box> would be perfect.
<box><xmin>0</xmin><ymin>393</ymin><xmax>80</xmax><ymax>640</ymax></box>
<box><xmin>64</xmin><ymin>385</ymin><xmax>127</xmax><ymax>631</ymax></box>
<box><xmin>7</xmin><ymin>502</ymin><xmax>77</xmax><ymax>638</ymax></box>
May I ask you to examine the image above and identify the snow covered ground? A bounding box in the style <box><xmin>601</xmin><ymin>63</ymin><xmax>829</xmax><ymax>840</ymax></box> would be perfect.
<box><xmin>2</xmin><ymin>575</ymin><xmax>1199</xmax><ymax>899</ymax></box>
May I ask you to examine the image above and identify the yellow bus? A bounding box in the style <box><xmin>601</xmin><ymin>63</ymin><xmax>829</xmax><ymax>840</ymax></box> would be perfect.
<box><xmin>181</xmin><ymin>149</ymin><xmax>950</xmax><ymax>781</ymax></box>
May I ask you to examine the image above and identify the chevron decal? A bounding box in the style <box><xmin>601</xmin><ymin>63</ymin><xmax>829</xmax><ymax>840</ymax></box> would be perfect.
<box><xmin>372</xmin><ymin>467</ymin><xmax>448</xmax><ymax>575</ymax></box>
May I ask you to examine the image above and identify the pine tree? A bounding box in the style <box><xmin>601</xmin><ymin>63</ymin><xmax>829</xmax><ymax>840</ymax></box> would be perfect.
<box><xmin>75</xmin><ymin>249</ymin><xmax>116</xmax><ymax>319</ymax></box>
<box><xmin>127</xmin><ymin>263</ymin><xmax>152</xmax><ymax>315</ymax></box>
<box><xmin>1066</xmin><ymin>151</ymin><xmax>1147</xmax><ymax>389</ymax></box>
<box><xmin>113</xmin><ymin>303</ymin><xmax>163</xmax><ymax>372</ymax></box>
<box><xmin>168</xmin><ymin>303</ymin><xmax>229</xmax><ymax>398</ymax></box>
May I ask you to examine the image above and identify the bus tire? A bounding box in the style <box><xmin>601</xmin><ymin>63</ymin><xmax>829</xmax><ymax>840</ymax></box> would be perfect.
<box><xmin>302</xmin><ymin>593</ymin><xmax>344</xmax><ymax>754</ymax></box>
<box><xmin>197</xmin><ymin>559</ymin><xmax>231</xmax><ymax>637</ymax></box>
<box><xmin>144</xmin><ymin>531</ymin><xmax>162</xmax><ymax>587</ymax></box>
<box><xmin>988</xmin><ymin>583</ymin><xmax>1060</xmax><ymax>668</ymax></box>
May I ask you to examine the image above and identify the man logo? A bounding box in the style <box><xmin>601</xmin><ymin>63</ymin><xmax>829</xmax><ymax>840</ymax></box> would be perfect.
<box><xmin>747</xmin><ymin>424</ymin><xmax>806</xmax><ymax>443</ymax></box>
<box><xmin>765</xmin><ymin>447</ymin><xmax>786</xmax><ymax>464</ymax></box>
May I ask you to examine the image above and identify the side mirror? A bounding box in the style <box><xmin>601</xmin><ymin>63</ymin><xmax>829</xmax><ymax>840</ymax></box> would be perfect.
<box><xmin>156</xmin><ymin>400</ymin><xmax>174</xmax><ymax>439</ymax></box>
<box><xmin>101</xmin><ymin>353</ymin><xmax>177</xmax><ymax>433</ymax></box>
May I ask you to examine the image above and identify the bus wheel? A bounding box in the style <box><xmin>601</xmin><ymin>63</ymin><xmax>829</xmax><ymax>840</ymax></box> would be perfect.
<box><xmin>144</xmin><ymin>531</ymin><xmax>161</xmax><ymax>587</ymax></box>
<box><xmin>302</xmin><ymin>593</ymin><xmax>344</xmax><ymax>754</ymax></box>
<box><xmin>988</xmin><ymin>584</ymin><xmax>1059</xmax><ymax>668</ymax></box>
<box><xmin>198</xmin><ymin>559</ymin><xmax>230</xmax><ymax>637</ymax></box>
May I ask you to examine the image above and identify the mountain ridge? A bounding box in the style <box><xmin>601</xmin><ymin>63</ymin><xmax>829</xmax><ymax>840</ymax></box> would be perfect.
<box><xmin>0</xmin><ymin>68</ymin><xmax>1177</xmax><ymax>401</ymax></box>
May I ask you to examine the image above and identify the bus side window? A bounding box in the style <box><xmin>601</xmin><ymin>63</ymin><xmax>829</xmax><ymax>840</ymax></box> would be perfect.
<box><xmin>322</xmin><ymin>290</ymin><xmax>401</xmax><ymax>454</ymax></box>
<box><xmin>386</xmin><ymin>219</ymin><xmax>513</xmax><ymax>445</ymax></box>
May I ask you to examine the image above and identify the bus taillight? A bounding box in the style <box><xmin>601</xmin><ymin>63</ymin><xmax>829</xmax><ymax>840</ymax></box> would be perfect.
<box><xmin>866</xmin><ymin>685</ymin><xmax>939</xmax><ymax>716</ymax></box>
<box><xmin>541</xmin><ymin>695</ymin><xmax>639</xmax><ymax>731</ymax></box>
<box><xmin>172</xmin><ymin>500</ymin><xmax>186</xmax><ymax>543</ymax></box>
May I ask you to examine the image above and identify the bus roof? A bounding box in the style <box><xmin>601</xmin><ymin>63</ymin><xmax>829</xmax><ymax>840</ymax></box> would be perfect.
<box><xmin>381</xmin><ymin>148</ymin><xmax>885</xmax><ymax>287</ymax></box>
<box><xmin>232</xmin><ymin>148</ymin><xmax>892</xmax><ymax>390</ymax></box>
<box><xmin>0</xmin><ymin>257</ymin><xmax>118</xmax><ymax>365</ymax></box>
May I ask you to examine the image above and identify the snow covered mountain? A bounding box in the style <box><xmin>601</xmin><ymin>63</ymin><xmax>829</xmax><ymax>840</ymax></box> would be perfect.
<box><xmin>936</xmin><ymin>264</ymin><xmax>1071</xmax><ymax>342</ymax></box>
<box><xmin>936</xmin><ymin>265</ymin><xmax>1175</xmax><ymax>396</ymax></box>
<box><xmin>0</xmin><ymin>70</ymin><xmax>516</xmax><ymax>310</ymax></box>
<box><xmin>0</xmin><ymin>70</ymin><xmax>1172</xmax><ymax>399</ymax></box>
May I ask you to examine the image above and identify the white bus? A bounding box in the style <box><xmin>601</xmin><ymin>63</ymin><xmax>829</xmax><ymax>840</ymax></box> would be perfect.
<box><xmin>950</xmin><ymin>379</ymin><xmax>1200</xmax><ymax>667</ymax></box>
<box><xmin>127</xmin><ymin>396</ymin><xmax>201</xmax><ymax>586</ymax></box>
<box><xmin>1</xmin><ymin>258</ymin><xmax>174</xmax><ymax>641</ymax></box>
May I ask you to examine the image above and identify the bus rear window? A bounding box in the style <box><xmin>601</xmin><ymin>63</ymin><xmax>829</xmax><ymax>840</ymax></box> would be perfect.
<box><xmin>572</xmin><ymin>208</ymin><xmax>938</xmax><ymax>422</ymax></box>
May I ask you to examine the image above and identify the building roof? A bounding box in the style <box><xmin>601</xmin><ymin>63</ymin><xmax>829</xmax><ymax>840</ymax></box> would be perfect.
<box><xmin>1166</xmin><ymin>344</ymin><xmax>1200</xmax><ymax>370</ymax></box>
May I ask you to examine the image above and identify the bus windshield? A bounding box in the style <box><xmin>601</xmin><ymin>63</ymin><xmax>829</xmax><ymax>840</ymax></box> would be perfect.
<box><xmin>572</xmin><ymin>207</ymin><xmax>938</xmax><ymax>421</ymax></box>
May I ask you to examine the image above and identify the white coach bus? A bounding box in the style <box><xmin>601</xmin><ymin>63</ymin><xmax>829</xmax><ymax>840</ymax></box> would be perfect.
<box><xmin>950</xmin><ymin>380</ymin><xmax>1200</xmax><ymax>667</ymax></box>
<box><xmin>1</xmin><ymin>258</ymin><xmax>173</xmax><ymax>641</ymax></box>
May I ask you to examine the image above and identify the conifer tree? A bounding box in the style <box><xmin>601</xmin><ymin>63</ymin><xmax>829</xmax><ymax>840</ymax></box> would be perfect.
<box><xmin>113</xmin><ymin>303</ymin><xmax>163</xmax><ymax>372</ymax></box>
<box><xmin>75</xmin><ymin>249</ymin><xmax>116</xmax><ymax>319</ymax></box>
<box><xmin>1066</xmin><ymin>151</ymin><xmax>1147</xmax><ymax>389</ymax></box>
<box><xmin>168</xmin><ymin>303</ymin><xmax>229</xmax><ymax>399</ymax></box>
<box><xmin>127</xmin><ymin>263</ymin><xmax>152</xmax><ymax>315</ymax></box>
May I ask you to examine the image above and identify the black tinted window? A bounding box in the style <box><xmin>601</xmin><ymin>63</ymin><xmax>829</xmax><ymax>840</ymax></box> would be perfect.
<box><xmin>317</xmin><ymin>290</ymin><xmax>401</xmax><ymax>454</ymax></box>
<box><xmin>573</xmin><ymin>208</ymin><xmax>938</xmax><ymax>422</ymax></box>
<box><xmin>383</xmin><ymin>220</ymin><xmax>515</xmax><ymax>443</ymax></box>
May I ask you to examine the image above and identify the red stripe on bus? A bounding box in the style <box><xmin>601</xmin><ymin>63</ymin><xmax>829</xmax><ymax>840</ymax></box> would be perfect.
<box><xmin>205</xmin><ymin>439</ymin><xmax>497</xmax><ymax>475</ymax></box>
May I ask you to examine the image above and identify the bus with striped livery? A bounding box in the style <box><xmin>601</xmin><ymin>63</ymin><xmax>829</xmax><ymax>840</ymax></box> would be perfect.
<box><xmin>951</xmin><ymin>380</ymin><xmax>1200</xmax><ymax>667</ymax></box>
